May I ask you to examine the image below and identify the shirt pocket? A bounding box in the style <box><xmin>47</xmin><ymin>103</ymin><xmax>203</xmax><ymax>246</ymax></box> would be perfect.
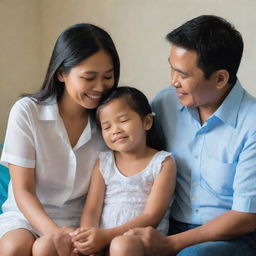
<box><xmin>201</xmin><ymin>158</ymin><xmax>237</xmax><ymax>196</ymax></box>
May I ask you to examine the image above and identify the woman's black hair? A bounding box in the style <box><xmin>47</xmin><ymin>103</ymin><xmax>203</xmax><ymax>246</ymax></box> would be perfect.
<box><xmin>23</xmin><ymin>23</ymin><xmax>120</xmax><ymax>103</ymax></box>
<box><xmin>96</xmin><ymin>86</ymin><xmax>163</xmax><ymax>150</ymax></box>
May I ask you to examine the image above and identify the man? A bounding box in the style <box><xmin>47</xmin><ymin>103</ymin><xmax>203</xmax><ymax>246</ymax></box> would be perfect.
<box><xmin>110</xmin><ymin>15</ymin><xmax>256</xmax><ymax>256</ymax></box>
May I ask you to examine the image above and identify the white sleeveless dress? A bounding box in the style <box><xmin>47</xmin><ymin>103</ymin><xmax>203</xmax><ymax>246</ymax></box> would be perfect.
<box><xmin>99</xmin><ymin>150</ymin><xmax>173</xmax><ymax>234</ymax></box>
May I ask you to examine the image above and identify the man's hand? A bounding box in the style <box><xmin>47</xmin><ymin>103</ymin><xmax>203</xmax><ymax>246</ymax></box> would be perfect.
<box><xmin>125</xmin><ymin>227</ymin><xmax>176</xmax><ymax>256</ymax></box>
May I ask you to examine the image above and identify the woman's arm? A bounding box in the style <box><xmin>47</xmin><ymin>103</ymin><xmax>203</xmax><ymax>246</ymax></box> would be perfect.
<box><xmin>9</xmin><ymin>164</ymin><xmax>59</xmax><ymax>235</ymax></box>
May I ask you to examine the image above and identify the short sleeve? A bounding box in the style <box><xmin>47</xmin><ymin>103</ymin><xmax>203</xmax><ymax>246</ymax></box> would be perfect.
<box><xmin>151</xmin><ymin>151</ymin><xmax>173</xmax><ymax>179</ymax></box>
<box><xmin>98</xmin><ymin>151</ymin><xmax>115</xmax><ymax>183</ymax></box>
<box><xmin>1</xmin><ymin>99</ymin><xmax>36</xmax><ymax>168</ymax></box>
<box><xmin>232</xmin><ymin>133</ymin><xmax>256</xmax><ymax>213</ymax></box>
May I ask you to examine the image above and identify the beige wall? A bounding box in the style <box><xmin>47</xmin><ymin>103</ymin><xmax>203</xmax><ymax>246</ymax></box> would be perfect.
<box><xmin>1</xmin><ymin>0</ymin><xmax>256</xmax><ymax>141</ymax></box>
<box><xmin>0</xmin><ymin>0</ymin><xmax>41</xmax><ymax>142</ymax></box>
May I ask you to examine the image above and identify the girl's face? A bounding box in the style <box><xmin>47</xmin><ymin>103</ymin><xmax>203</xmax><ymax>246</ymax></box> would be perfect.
<box><xmin>99</xmin><ymin>97</ymin><xmax>152</xmax><ymax>153</ymax></box>
<box><xmin>58</xmin><ymin>49</ymin><xmax>114</xmax><ymax>110</ymax></box>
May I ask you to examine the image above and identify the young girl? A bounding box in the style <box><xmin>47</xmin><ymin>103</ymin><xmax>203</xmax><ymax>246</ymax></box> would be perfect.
<box><xmin>0</xmin><ymin>23</ymin><xmax>120</xmax><ymax>256</ymax></box>
<box><xmin>56</xmin><ymin>86</ymin><xmax>176</xmax><ymax>255</ymax></box>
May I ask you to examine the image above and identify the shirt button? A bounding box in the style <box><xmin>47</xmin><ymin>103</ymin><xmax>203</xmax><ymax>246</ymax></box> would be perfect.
<box><xmin>192</xmin><ymin>182</ymin><xmax>197</xmax><ymax>187</ymax></box>
<box><xmin>195</xmin><ymin>155</ymin><xmax>199</xmax><ymax>159</ymax></box>
<box><xmin>192</xmin><ymin>196</ymin><xmax>197</xmax><ymax>201</ymax></box>
<box><xmin>195</xmin><ymin>209</ymin><xmax>199</xmax><ymax>213</ymax></box>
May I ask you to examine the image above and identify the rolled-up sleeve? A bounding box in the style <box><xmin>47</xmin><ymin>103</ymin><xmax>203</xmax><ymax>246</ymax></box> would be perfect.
<box><xmin>232</xmin><ymin>133</ymin><xmax>256</xmax><ymax>213</ymax></box>
<box><xmin>1</xmin><ymin>100</ymin><xmax>36</xmax><ymax>168</ymax></box>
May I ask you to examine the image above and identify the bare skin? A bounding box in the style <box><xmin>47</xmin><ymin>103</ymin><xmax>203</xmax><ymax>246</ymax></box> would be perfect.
<box><xmin>53</xmin><ymin>227</ymin><xmax>78</xmax><ymax>256</ymax></box>
<box><xmin>0</xmin><ymin>229</ymin><xmax>35</xmax><ymax>256</ymax></box>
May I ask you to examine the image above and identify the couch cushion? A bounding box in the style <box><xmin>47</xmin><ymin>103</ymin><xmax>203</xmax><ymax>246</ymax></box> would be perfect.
<box><xmin>0</xmin><ymin>162</ymin><xmax>10</xmax><ymax>213</ymax></box>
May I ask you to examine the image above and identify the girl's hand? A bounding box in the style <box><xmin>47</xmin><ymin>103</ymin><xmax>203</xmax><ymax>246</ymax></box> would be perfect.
<box><xmin>71</xmin><ymin>227</ymin><xmax>109</xmax><ymax>255</ymax></box>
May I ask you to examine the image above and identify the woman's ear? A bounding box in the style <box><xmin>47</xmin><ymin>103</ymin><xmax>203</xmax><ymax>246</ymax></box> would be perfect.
<box><xmin>144</xmin><ymin>114</ymin><xmax>153</xmax><ymax>131</ymax></box>
<box><xmin>57</xmin><ymin>70</ymin><xmax>65</xmax><ymax>82</ymax></box>
<box><xmin>215</xmin><ymin>69</ymin><xmax>229</xmax><ymax>89</ymax></box>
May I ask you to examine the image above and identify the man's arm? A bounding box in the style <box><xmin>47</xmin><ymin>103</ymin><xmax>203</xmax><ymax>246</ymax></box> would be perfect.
<box><xmin>169</xmin><ymin>210</ymin><xmax>256</xmax><ymax>253</ymax></box>
<box><xmin>127</xmin><ymin>210</ymin><xmax>256</xmax><ymax>256</ymax></box>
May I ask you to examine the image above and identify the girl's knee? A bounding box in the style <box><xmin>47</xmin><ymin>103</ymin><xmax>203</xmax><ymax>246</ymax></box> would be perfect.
<box><xmin>110</xmin><ymin>235</ymin><xmax>144</xmax><ymax>256</ymax></box>
<box><xmin>32</xmin><ymin>235</ymin><xmax>57</xmax><ymax>256</ymax></box>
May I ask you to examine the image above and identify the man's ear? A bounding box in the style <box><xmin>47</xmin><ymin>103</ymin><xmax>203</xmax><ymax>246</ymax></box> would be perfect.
<box><xmin>215</xmin><ymin>69</ymin><xmax>229</xmax><ymax>89</ymax></box>
<box><xmin>144</xmin><ymin>114</ymin><xmax>153</xmax><ymax>131</ymax></box>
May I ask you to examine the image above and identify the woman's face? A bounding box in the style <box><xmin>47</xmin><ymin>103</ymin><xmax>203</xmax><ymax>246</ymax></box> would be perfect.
<box><xmin>59</xmin><ymin>49</ymin><xmax>114</xmax><ymax>110</ymax></box>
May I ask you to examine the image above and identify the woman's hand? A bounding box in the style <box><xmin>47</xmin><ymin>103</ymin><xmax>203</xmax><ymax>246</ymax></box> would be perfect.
<box><xmin>53</xmin><ymin>226</ymin><xmax>77</xmax><ymax>256</ymax></box>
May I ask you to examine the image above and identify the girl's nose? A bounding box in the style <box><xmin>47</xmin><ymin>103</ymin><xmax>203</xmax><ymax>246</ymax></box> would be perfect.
<box><xmin>112</xmin><ymin>124</ymin><xmax>121</xmax><ymax>135</ymax></box>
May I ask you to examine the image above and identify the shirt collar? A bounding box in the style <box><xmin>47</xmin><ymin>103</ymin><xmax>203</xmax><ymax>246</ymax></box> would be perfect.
<box><xmin>213</xmin><ymin>80</ymin><xmax>244</xmax><ymax>128</ymax></box>
<box><xmin>179</xmin><ymin>80</ymin><xmax>244</xmax><ymax>128</ymax></box>
<box><xmin>38</xmin><ymin>97</ymin><xmax>59</xmax><ymax>121</ymax></box>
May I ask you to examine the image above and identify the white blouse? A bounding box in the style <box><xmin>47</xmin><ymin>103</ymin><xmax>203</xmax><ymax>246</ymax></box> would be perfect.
<box><xmin>0</xmin><ymin>96</ymin><xmax>105</xmax><ymax>230</ymax></box>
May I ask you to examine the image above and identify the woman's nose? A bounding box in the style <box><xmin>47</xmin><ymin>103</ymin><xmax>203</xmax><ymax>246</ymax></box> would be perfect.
<box><xmin>94</xmin><ymin>78</ymin><xmax>106</xmax><ymax>91</ymax></box>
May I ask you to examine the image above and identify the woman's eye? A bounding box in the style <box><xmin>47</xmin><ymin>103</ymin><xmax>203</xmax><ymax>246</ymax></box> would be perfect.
<box><xmin>104</xmin><ymin>76</ymin><xmax>113</xmax><ymax>80</ymax></box>
<box><xmin>102</xmin><ymin>126</ymin><xmax>110</xmax><ymax>130</ymax></box>
<box><xmin>82</xmin><ymin>77</ymin><xmax>94</xmax><ymax>81</ymax></box>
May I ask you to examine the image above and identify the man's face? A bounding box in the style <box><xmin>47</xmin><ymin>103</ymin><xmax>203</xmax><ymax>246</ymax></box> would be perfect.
<box><xmin>168</xmin><ymin>45</ymin><xmax>219</xmax><ymax>109</ymax></box>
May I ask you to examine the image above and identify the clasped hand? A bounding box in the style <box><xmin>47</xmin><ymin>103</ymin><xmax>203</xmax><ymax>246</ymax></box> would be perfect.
<box><xmin>70</xmin><ymin>227</ymin><xmax>108</xmax><ymax>255</ymax></box>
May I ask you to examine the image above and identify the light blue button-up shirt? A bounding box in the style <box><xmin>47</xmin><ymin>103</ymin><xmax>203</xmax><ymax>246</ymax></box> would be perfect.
<box><xmin>151</xmin><ymin>80</ymin><xmax>256</xmax><ymax>225</ymax></box>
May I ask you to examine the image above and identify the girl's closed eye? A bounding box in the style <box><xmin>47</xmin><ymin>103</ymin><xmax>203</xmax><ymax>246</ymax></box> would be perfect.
<box><xmin>102</xmin><ymin>124</ymin><xmax>111</xmax><ymax>130</ymax></box>
<box><xmin>119</xmin><ymin>115</ymin><xmax>130</xmax><ymax>123</ymax></box>
<box><xmin>120</xmin><ymin>118</ymin><xmax>129</xmax><ymax>123</ymax></box>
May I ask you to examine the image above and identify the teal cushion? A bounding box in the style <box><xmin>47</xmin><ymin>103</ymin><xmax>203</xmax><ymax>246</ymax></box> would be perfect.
<box><xmin>0</xmin><ymin>162</ymin><xmax>10</xmax><ymax>213</ymax></box>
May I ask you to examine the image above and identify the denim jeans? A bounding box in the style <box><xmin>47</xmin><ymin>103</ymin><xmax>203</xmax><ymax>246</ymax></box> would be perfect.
<box><xmin>169</xmin><ymin>219</ymin><xmax>256</xmax><ymax>256</ymax></box>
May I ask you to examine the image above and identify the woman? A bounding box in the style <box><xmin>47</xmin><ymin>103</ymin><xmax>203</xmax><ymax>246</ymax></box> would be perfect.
<box><xmin>0</xmin><ymin>23</ymin><xmax>120</xmax><ymax>256</ymax></box>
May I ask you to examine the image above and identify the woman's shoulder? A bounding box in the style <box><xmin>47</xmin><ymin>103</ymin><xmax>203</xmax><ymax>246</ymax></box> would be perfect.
<box><xmin>11</xmin><ymin>96</ymin><xmax>57</xmax><ymax>118</ymax></box>
<box><xmin>9</xmin><ymin>97</ymin><xmax>37</xmax><ymax>118</ymax></box>
<box><xmin>12</xmin><ymin>97</ymin><xmax>40</xmax><ymax>112</ymax></box>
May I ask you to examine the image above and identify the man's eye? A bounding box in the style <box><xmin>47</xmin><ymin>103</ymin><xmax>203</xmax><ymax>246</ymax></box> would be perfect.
<box><xmin>102</xmin><ymin>126</ymin><xmax>110</xmax><ymax>130</ymax></box>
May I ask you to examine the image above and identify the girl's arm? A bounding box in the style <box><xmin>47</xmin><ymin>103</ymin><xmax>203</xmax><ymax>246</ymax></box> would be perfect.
<box><xmin>80</xmin><ymin>160</ymin><xmax>106</xmax><ymax>228</ymax></box>
<box><xmin>9</xmin><ymin>164</ymin><xmax>60</xmax><ymax>235</ymax></box>
<box><xmin>72</xmin><ymin>156</ymin><xmax>176</xmax><ymax>254</ymax></box>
